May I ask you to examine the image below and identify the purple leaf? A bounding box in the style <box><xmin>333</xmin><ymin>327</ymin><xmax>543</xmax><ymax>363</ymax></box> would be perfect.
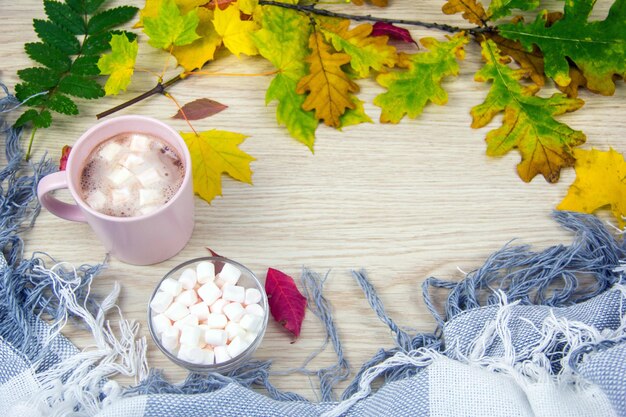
<box><xmin>371</xmin><ymin>22</ymin><xmax>416</xmax><ymax>45</ymax></box>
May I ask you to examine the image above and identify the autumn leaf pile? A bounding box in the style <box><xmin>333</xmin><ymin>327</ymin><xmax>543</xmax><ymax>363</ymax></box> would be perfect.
<box><xmin>14</xmin><ymin>0</ymin><xmax>626</xmax><ymax>225</ymax></box>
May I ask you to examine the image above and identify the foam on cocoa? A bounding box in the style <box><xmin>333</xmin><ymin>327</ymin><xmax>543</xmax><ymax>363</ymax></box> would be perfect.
<box><xmin>79</xmin><ymin>132</ymin><xmax>184</xmax><ymax>217</ymax></box>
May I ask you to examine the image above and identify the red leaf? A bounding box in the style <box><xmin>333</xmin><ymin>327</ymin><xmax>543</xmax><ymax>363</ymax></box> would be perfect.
<box><xmin>59</xmin><ymin>145</ymin><xmax>71</xmax><ymax>171</ymax></box>
<box><xmin>371</xmin><ymin>22</ymin><xmax>416</xmax><ymax>44</ymax></box>
<box><xmin>206</xmin><ymin>247</ymin><xmax>225</xmax><ymax>273</ymax></box>
<box><xmin>172</xmin><ymin>98</ymin><xmax>228</xmax><ymax>121</ymax></box>
<box><xmin>265</xmin><ymin>268</ymin><xmax>307</xmax><ymax>338</ymax></box>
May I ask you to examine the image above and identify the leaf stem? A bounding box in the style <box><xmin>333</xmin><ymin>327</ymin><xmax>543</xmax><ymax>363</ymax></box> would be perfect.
<box><xmin>257</xmin><ymin>0</ymin><xmax>485</xmax><ymax>34</ymax></box>
<box><xmin>96</xmin><ymin>74</ymin><xmax>182</xmax><ymax>119</ymax></box>
<box><xmin>25</xmin><ymin>127</ymin><xmax>38</xmax><ymax>161</ymax></box>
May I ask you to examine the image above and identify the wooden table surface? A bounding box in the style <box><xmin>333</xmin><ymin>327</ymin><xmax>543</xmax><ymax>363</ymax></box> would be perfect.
<box><xmin>2</xmin><ymin>0</ymin><xmax>624</xmax><ymax>401</ymax></box>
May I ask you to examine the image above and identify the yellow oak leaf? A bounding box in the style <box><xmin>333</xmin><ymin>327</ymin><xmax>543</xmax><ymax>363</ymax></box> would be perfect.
<box><xmin>212</xmin><ymin>3</ymin><xmax>258</xmax><ymax>57</ymax></box>
<box><xmin>135</xmin><ymin>0</ymin><xmax>207</xmax><ymax>28</ymax></box>
<box><xmin>557</xmin><ymin>148</ymin><xmax>626</xmax><ymax>228</ymax></box>
<box><xmin>321</xmin><ymin>20</ymin><xmax>397</xmax><ymax>79</ymax></box>
<box><xmin>172</xmin><ymin>7</ymin><xmax>222</xmax><ymax>71</ymax></box>
<box><xmin>181</xmin><ymin>130</ymin><xmax>255</xmax><ymax>203</ymax></box>
<box><xmin>442</xmin><ymin>0</ymin><xmax>488</xmax><ymax>26</ymax></box>
<box><xmin>296</xmin><ymin>31</ymin><xmax>359</xmax><ymax>128</ymax></box>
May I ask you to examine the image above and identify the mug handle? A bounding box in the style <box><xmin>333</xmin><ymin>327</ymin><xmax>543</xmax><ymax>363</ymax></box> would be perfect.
<box><xmin>37</xmin><ymin>171</ymin><xmax>87</xmax><ymax>223</ymax></box>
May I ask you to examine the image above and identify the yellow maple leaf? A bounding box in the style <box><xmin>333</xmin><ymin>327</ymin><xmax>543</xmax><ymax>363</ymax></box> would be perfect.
<box><xmin>321</xmin><ymin>20</ymin><xmax>397</xmax><ymax>79</ymax></box>
<box><xmin>557</xmin><ymin>148</ymin><xmax>626</xmax><ymax>228</ymax></box>
<box><xmin>212</xmin><ymin>3</ymin><xmax>259</xmax><ymax>57</ymax></box>
<box><xmin>181</xmin><ymin>130</ymin><xmax>255</xmax><ymax>203</ymax></box>
<box><xmin>296</xmin><ymin>31</ymin><xmax>359</xmax><ymax>127</ymax></box>
<box><xmin>172</xmin><ymin>7</ymin><xmax>222</xmax><ymax>71</ymax></box>
<box><xmin>135</xmin><ymin>0</ymin><xmax>207</xmax><ymax>28</ymax></box>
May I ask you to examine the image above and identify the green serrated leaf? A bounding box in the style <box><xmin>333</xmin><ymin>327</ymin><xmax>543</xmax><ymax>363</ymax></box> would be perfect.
<box><xmin>17</xmin><ymin>67</ymin><xmax>61</xmax><ymax>89</ymax></box>
<box><xmin>47</xmin><ymin>93</ymin><xmax>79</xmax><ymax>115</ymax></box>
<box><xmin>14</xmin><ymin>109</ymin><xmax>40</xmax><ymax>128</ymax></box>
<box><xmin>87</xmin><ymin>6</ymin><xmax>138</xmax><ymax>35</ymax></box>
<box><xmin>488</xmin><ymin>0</ymin><xmax>540</xmax><ymax>21</ymax></box>
<box><xmin>86</xmin><ymin>0</ymin><xmax>107</xmax><ymax>14</ymax></box>
<box><xmin>34</xmin><ymin>110</ymin><xmax>53</xmax><ymax>128</ymax></box>
<box><xmin>44</xmin><ymin>0</ymin><xmax>86</xmax><ymax>35</ymax></box>
<box><xmin>58</xmin><ymin>75</ymin><xmax>104</xmax><ymax>99</ymax></box>
<box><xmin>65</xmin><ymin>0</ymin><xmax>85</xmax><ymax>14</ymax></box>
<box><xmin>33</xmin><ymin>19</ymin><xmax>80</xmax><ymax>55</ymax></box>
<box><xmin>72</xmin><ymin>55</ymin><xmax>101</xmax><ymax>75</ymax></box>
<box><xmin>15</xmin><ymin>83</ymin><xmax>47</xmax><ymax>106</ymax></box>
<box><xmin>25</xmin><ymin>42</ymin><xmax>71</xmax><ymax>72</ymax></box>
<box><xmin>143</xmin><ymin>0</ymin><xmax>201</xmax><ymax>49</ymax></box>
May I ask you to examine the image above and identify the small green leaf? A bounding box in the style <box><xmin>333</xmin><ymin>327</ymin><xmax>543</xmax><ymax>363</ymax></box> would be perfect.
<box><xmin>72</xmin><ymin>55</ymin><xmax>101</xmax><ymax>76</ymax></box>
<box><xmin>14</xmin><ymin>109</ymin><xmax>40</xmax><ymax>128</ymax></box>
<box><xmin>98</xmin><ymin>33</ymin><xmax>138</xmax><ymax>95</ymax></box>
<box><xmin>17</xmin><ymin>67</ymin><xmax>61</xmax><ymax>89</ymax></box>
<box><xmin>15</xmin><ymin>83</ymin><xmax>47</xmax><ymax>106</ymax></box>
<box><xmin>65</xmin><ymin>0</ymin><xmax>85</xmax><ymax>14</ymax></box>
<box><xmin>87</xmin><ymin>6</ymin><xmax>138</xmax><ymax>35</ymax></box>
<box><xmin>58</xmin><ymin>75</ymin><xmax>105</xmax><ymax>99</ymax></box>
<box><xmin>86</xmin><ymin>0</ymin><xmax>107</xmax><ymax>14</ymax></box>
<box><xmin>143</xmin><ymin>0</ymin><xmax>201</xmax><ymax>49</ymax></box>
<box><xmin>33</xmin><ymin>19</ymin><xmax>80</xmax><ymax>55</ymax></box>
<box><xmin>47</xmin><ymin>93</ymin><xmax>79</xmax><ymax>115</ymax></box>
<box><xmin>44</xmin><ymin>0</ymin><xmax>86</xmax><ymax>35</ymax></box>
<box><xmin>25</xmin><ymin>42</ymin><xmax>71</xmax><ymax>72</ymax></box>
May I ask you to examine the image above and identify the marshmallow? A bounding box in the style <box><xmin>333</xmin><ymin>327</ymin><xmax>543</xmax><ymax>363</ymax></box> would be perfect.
<box><xmin>244</xmin><ymin>303</ymin><xmax>265</xmax><ymax>317</ymax></box>
<box><xmin>99</xmin><ymin>142</ymin><xmax>122</xmax><ymax>161</ymax></box>
<box><xmin>176</xmin><ymin>289</ymin><xmax>198</xmax><ymax>307</ymax></box>
<box><xmin>204</xmin><ymin>329</ymin><xmax>228</xmax><ymax>347</ymax></box>
<box><xmin>213</xmin><ymin>345</ymin><xmax>231</xmax><ymax>364</ymax></box>
<box><xmin>223</xmin><ymin>302</ymin><xmax>245</xmax><ymax>322</ymax></box>
<box><xmin>196</xmin><ymin>261</ymin><xmax>215</xmax><ymax>284</ymax></box>
<box><xmin>189</xmin><ymin>302</ymin><xmax>210</xmax><ymax>321</ymax></box>
<box><xmin>243</xmin><ymin>330</ymin><xmax>258</xmax><ymax>345</ymax></box>
<box><xmin>201</xmin><ymin>348</ymin><xmax>215</xmax><ymax>365</ymax></box>
<box><xmin>151</xmin><ymin>313</ymin><xmax>172</xmax><ymax>335</ymax></box>
<box><xmin>149</xmin><ymin>291</ymin><xmax>173</xmax><ymax>314</ymax></box>
<box><xmin>163</xmin><ymin>301</ymin><xmax>189</xmax><ymax>321</ymax></box>
<box><xmin>108</xmin><ymin>166</ymin><xmax>134</xmax><ymax>186</ymax></box>
<box><xmin>218</xmin><ymin>263</ymin><xmax>241</xmax><ymax>285</ymax></box>
<box><xmin>137</xmin><ymin>167</ymin><xmax>161</xmax><ymax>187</ymax></box>
<box><xmin>180</xmin><ymin>325</ymin><xmax>203</xmax><ymax>347</ymax></box>
<box><xmin>173</xmin><ymin>313</ymin><xmax>198</xmax><ymax>331</ymax></box>
<box><xmin>177</xmin><ymin>345</ymin><xmax>204</xmax><ymax>364</ymax></box>
<box><xmin>179</xmin><ymin>268</ymin><xmax>197</xmax><ymax>290</ymax></box>
<box><xmin>244</xmin><ymin>288</ymin><xmax>262</xmax><ymax>306</ymax></box>
<box><xmin>210</xmin><ymin>298</ymin><xmax>228</xmax><ymax>315</ymax></box>
<box><xmin>225</xmin><ymin>322</ymin><xmax>245</xmax><ymax>341</ymax></box>
<box><xmin>197</xmin><ymin>282</ymin><xmax>221</xmax><ymax>305</ymax></box>
<box><xmin>139</xmin><ymin>188</ymin><xmax>162</xmax><ymax>207</ymax></box>
<box><xmin>110</xmin><ymin>187</ymin><xmax>133</xmax><ymax>206</ymax></box>
<box><xmin>130</xmin><ymin>134</ymin><xmax>151</xmax><ymax>152</ymax></box>
<box><xmin>214</xmin><ymin>278</ymin><xmax>226</xmax><ymax>289</ymax></box>
<box><xmin>222</xmin><ymin>285</ymin><xmax>245</xmax><ymax>303</ymax></box>
<box><xmin>226</xmin><ymin>335</ymin><xmax>248</xmax><ymax>358</ymax></box>
<box><xmin>205</xmin><ymin>313</ymin><xmax>227</xmax><ymax>329</ymax></box>
<box><xmin>239</xmin><ymin>313</ymin><xmax>263</xmax><ymax>333</ymax></box>
<box><xmin>161</xmin><ymin>327</ymin><xmax>179</xmax><ymax>351</ymax></box>
<box><xmin>85</xmin><ymin>190</ymin><xmax>107</xmax><ymax>212</ymax></box>
<box><xmin>120</xmin><ymin>153</ymin><xmax>144</xmax><ymax>171</ymax></box>
<box><xmin>159</xmin><ymin>278</ymin><xmax>183</xmax><ymax>297</ymax></box>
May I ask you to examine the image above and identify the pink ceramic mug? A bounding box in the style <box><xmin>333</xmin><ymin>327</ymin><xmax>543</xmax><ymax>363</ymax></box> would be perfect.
<box><xmin>37</xmin><ymin>115</ymin><xmax>194</xmax><ymax>265</ymax></box>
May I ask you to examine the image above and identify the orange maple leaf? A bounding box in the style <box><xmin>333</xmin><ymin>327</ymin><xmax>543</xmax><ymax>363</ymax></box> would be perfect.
<box><xmin>296</xmin><ymin>31</ymin><xmax>359</xmax><ymax>128</ymax></box>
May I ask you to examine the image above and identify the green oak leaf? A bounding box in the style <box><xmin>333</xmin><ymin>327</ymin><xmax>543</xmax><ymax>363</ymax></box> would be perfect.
<box><xmin>374</xmin><ymin>33</ymin><xmax>468</xmax><ymax>123</ymax></box>
<box><xmin>143</xmin><ymin>0</ymin><xmax>201</xmax><ymax>49</ymax></box>
<box><xmin>499</xmin><ymin>0</ymin><xmax>626</xmax><ymax>95</ymax></box>
<box><xmin>471</xmin><ymin>40</ymin><xmax>586</xmax><ymax>183</ymax></box>
<box><xmin>98</xmin><ymin>33</ymin><xmax>138</xmax><ymax>95</ymax></box>
<box><xmin>488</xmin><ymin>0</ymin><xmax>540</xmax><ymax>20</ymax></box>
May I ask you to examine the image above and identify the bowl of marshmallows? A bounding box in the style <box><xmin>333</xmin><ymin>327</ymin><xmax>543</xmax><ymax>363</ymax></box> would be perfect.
<box><xmin>148</xmin><ymin>256</ymin><xmax>268</xmax><ymax>373</ymax></box>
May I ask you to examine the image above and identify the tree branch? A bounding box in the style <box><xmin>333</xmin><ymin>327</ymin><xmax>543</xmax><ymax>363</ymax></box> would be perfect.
<box><xmin>95</xmin><ymin>75</ymin><xmax>182</xmax><ymax>120</ymax></box>
<box><xmin>258</xmin><ymin>0</ymin><xmax>486</xmax><ymax>34</ymax></box>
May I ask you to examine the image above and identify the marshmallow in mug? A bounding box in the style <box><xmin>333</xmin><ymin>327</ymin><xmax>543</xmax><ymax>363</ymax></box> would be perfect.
<box><xmin>150</xmin><ymin>261</ymin><xmax>264</xmax><ymax>365</ymax></box>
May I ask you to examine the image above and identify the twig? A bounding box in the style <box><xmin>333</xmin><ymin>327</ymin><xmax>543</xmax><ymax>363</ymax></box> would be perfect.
<box><xmin>96</xmin><ymin>75</ymin><xmax>182</xmax><ymax>120</ymax></box>
<box><xmin>257</xmin><ymin>0</ymin><xmax>486</xmax><ymax>34</ymax></box>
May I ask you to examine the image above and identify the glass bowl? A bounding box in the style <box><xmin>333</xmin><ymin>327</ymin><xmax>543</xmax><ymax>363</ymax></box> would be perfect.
<box><xmin>148</xmin><ymin>256</ymin><xmax>269</xmax><ymax>373</ymax></box>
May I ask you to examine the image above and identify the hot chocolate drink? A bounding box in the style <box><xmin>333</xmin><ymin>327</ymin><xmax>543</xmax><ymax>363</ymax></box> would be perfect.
<box><xmin>79</xmin><ymin>132</ymin><xmax>185</xmax><ymax>217</ymax></box>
